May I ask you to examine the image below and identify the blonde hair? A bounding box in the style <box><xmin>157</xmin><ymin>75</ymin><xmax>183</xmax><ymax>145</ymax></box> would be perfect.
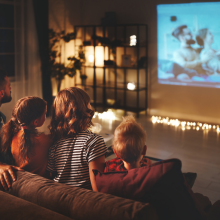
<box><xmin>113</xmin><ymin>115</ymin><xmax>147</xmax><ymax>163</ymax></box>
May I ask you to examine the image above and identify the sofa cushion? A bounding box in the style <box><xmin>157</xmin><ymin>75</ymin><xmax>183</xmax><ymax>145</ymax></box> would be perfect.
<box><xmin>94</xmin><ymin>159</ymin><xmax>207</xmax><ymax>220</ymax></box>
<box><xmin>7</xmin><ymin>171</ymin><xmax>158</xmax><ymax>220</ymax></box>
<box><xmin>0</xmin><ymin>190</ymin><xmax>72</xmax><ymax>220</ymax></box>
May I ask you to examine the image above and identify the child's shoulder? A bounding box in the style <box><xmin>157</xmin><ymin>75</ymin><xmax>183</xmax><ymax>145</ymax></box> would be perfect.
<box><xmin>35</xmin><ymin>133</ymin><xmax>52</xmax><ymax>146</ymax></box>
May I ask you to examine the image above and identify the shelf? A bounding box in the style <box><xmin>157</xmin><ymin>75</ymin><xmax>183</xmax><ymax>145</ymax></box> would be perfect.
<box><xmin>75</xmin><ymin>24</ymin><xmax>148</xmax><ymax>27</ymax></box>
<box><xmin>79</xmin><ymin>44</ymin><xmax>147</xmax><ymax>48</ymax></box>
<box><xmin>91</xmin><ymin>102</ymin><xmax>146</xmax><ymax>113</ymax></box>
<box><xmin>97</xmin><ymin>82</ymin><xmax>147</xmax><ymax>90</ymax></box>
<box><xmin>74</xmin><ymin>24</ymin><xmax>148</xmax><ymax>117</ymax></box>
<box><xmin>76</xmin><ymin>82</ymin><xmax>147</xmax><ymax>91</ymax></box>
<box><xmin>83</xmin><ymin>65</ymin><xmax>146</xmax><ymax>69</ymax></box>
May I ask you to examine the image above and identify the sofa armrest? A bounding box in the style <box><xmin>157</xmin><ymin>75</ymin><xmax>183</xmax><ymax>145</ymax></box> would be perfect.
<box><xmin>0</xmin><ymin>191</ymin><xmax>73</xmax><ymax>220</ymax></box>
<box><xmin>7</xmin><ymin>171</ymin><xmax>158</xmax><ymax>220</ymax></box>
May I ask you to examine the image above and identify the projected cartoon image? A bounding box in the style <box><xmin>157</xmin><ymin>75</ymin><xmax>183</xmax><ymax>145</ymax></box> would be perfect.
<box><xmin>157</xmin><ymin>2</ymin><xmax>220</xmax><ymax>88</ymax></box>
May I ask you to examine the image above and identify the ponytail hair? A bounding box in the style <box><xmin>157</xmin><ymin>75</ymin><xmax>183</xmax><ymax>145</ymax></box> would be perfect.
<box><xmin>1</xmin><ymin>96</ymin><xmax>47</xmax><ymax>161</ymax></box>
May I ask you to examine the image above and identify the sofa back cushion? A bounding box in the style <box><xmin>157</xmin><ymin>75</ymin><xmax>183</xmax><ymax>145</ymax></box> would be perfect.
<box><xmin>94</xmin><ymin>159</ymin><xmax>207</xmax><ymax>220</ymax></box>
<box><xmin>8</xmin><ymin>171</ymin><xmax>158</xmax><ymax>220</ymax></box>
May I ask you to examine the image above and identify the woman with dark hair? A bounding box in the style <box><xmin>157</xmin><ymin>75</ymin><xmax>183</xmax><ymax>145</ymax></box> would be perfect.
<box><xmin>196</xmin><ymin>28</ymin><xmax>220</xmax><ymax>75</ymax></box>
<box><xmin>0</xmin><ymin>96</ymin><xmax>51</xmax><ymax>178</ymax></box>
<box><xmin>47</xmin><ymin>87</ymin><xmax>107</xmax><ymax>191</ymax></box>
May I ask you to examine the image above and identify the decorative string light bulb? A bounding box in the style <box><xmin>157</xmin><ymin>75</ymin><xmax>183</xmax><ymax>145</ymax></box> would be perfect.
<box><xmin>151</xmin><ymin>116</ymin><xmax>220</xmax><ymax>133</ymax></box>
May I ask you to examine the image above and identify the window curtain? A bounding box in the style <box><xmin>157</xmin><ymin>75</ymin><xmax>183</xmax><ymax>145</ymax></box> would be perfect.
<box><xmin>1</xmin><ymin>0</ymin><xmax>51</xmax><ymax>121</ymax></box>
<box><xmin>32</xmin><ymin>0</ymin><xmax>52</xmax><ymax>115</ymax></box>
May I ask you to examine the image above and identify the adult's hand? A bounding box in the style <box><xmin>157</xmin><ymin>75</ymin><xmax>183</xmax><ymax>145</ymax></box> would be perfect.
<box><xmin>0</xmin><ymin>164</ymin><xmax>23</xmax><ymax>191</ymax></box>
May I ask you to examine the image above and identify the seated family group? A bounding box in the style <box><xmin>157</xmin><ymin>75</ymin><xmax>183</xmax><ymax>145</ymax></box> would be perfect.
<box><xmin>1</xmin><ymin>69</ymin><xmax>220</xmax><ymax>219</ymax></box>
<box><xmin>0</xmin><ymin>69</ymin><xmax>151</xmax><ymax>192</ymax></box>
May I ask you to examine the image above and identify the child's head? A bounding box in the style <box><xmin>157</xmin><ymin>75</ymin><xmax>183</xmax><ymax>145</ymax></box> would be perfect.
<box><xmin>1</xmin><ymin>96</ymin><xmax>47</xmax><ymax>160</ymax></box>
<box><xmin>113</xmin><ymin>116</ymin><xmax>147</xmax><ymax>163</ymax></box>
<box><xmin>49</xmin><ymin>87</ymin><xmax>94</xmax><ymax>140</ymax></box>
<box><xmin>12</xmin><ymin>96</ymin><xmax>47</xmax><ymax>129</ymax></box>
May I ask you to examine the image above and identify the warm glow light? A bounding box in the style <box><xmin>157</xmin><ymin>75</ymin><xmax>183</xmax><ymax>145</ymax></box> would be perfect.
<box><xmin>95</xmin><ymin>46</ymin><xmax>104</xmax><ymax>66</ymax></box>
<box><xmin>130</xmin><ymin>35</ymin><xmax>137</xmax><ymax>46</ymax></box>
<box><xmin>97</xmin><ymin>109</ymin><xmax>116</xmax><ymax>120</ymax></box>
<box><xmin>88</xmin><ymin>54</ymin><xmax>94</xmax><ymax>63</ymax></box>
<box><xmin>127</xmin><ymin>82</ymin><xmax>135</xmax><ymax>90</ymax></box>
<box><xmin>151</xmin><ymin>116</ymin><xmax>220</xmax><ymax>133</ymax></box>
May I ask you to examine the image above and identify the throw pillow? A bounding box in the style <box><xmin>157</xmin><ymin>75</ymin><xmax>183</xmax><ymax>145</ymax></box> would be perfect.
<box><xmin>93</xmin><ymin>159</ymin><xmax>206</xmax><ymax>220</ymax></box>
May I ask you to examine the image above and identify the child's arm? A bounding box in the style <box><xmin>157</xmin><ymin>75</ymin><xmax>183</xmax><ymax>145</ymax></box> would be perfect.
<box><xmin>89</xmin><ymin>155</ymin><xmax>105</xmax><ymax>192</ymax></box>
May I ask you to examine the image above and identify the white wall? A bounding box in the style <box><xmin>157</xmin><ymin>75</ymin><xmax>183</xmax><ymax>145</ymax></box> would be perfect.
<box><xmin>146</xmin><ymin>0</ymin><xmax>220</xmax><ymax>123</ymax></box>
<box><xmin>49</xmin><ymin>0</ymin><xmax>220</xmax><ymax>123</ymax></box>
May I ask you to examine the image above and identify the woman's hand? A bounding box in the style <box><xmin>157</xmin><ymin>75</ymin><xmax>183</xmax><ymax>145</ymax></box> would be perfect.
<box><xmin>0</xmin><ymin>163</ymin><xmax>23</xmax><ymax>191</ymax></box>
<box><xmin>89</xmin><ymin>156</ymin><xmax>105</xmax><ymax>192</ymax></box>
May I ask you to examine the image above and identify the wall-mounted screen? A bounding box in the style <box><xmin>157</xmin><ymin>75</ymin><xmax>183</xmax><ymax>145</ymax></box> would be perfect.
<box><xmin>157</xmin><ymin>2</ymin><xmax>220</xmax><ymax>88</ymax></box>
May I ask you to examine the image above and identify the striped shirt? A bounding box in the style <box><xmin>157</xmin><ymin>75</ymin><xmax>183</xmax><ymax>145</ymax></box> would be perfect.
<box><xmin>47</xmin><ymin>130</ymin><xmax>107</xmax><ymax>189</ymax></box>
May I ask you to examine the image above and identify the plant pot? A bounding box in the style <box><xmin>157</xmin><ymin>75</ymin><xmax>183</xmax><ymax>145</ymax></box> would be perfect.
<box><xmin>81</xmin><ymin>78</ymin><xmax>86</xmax><ymax>86</ymax></box>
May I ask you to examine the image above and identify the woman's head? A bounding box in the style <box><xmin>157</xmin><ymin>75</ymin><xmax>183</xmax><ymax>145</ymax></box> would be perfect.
<box><xmin>196</xmin><ymin>28</ymin><xmax>213</xmax><ymax>46</ymax></box>
<box><xmin>12</xmin><ymin>96</ymin><xmax>47</xmax><ymax>128</ymax></box>
<box><xmin>49</xmin><ymin>87</ymin><xmax>94</xmax><ymax>140</ymax></box>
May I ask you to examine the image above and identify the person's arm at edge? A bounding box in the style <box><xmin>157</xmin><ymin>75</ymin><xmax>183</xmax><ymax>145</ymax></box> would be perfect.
<box><xmin>173</xmin><ymin>50</ymin><xmax>202</xmax><ymax>68</ymax></box>
<box><xmin>0</xmin><ymin>162</ymin><xmax>24</xmax><ymax>191</ymax></box>
<box><xmin>89</xmin><ymin>155</ymin><xmax>105</xmax><ymax>192</ymax></box>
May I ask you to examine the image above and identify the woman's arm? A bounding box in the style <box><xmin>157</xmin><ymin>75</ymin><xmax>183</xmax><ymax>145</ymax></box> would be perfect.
<box><xmin>0</xmin><ymin>163</ymin><xmax>23</xmax><ymax>190</ymax></box>
<box><xmin>89</xmin><ymin>155</ymin><xmax>105</xmax><ymax>192</ymax></box>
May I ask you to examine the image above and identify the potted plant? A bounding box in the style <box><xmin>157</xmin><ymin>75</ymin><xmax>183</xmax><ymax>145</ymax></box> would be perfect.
<box><xmin>49</xmin><ymin>29</ymin><xmax>76</xmax><ymax>92</ymax></box>
<box><xmin>68</xmin><ymin>45</ymin><xmax>87</xmax><ymax>86</ymax></box>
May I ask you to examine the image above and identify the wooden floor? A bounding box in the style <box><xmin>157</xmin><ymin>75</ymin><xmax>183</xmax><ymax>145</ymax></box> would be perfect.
<box><xmin>92</xmin><ymin>111</ymin><xmax>220</xmax><ymax>204</ymax></box>
<box><xmin>42</xmin><ymin>111</ymin><xmax>220</xmax><ymax>204</ymax></box>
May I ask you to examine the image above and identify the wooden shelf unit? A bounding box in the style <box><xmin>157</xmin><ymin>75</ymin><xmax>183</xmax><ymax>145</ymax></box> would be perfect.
<box><xmin>74</xmin><ymin>24</ymin><xmax>148</xmax><ymax>116</ymax></box>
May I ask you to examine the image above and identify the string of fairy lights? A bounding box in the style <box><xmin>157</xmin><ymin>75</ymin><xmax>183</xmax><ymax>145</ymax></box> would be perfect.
<box><xmin>92</xmin><ymin>111</ymin><xmax>220</xmax><ymax>133</ymax></box>
<box><xmin>151</xmin><ymin>116</ymin><xmax>220</xmax><ymax>132</ymax></box>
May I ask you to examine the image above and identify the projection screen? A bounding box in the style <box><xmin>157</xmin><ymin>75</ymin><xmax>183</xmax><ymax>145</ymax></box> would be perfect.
<box><xmin>157</xmin><ymin>2</ymin><xmax>220</xmax><ymax>88</ymax></box>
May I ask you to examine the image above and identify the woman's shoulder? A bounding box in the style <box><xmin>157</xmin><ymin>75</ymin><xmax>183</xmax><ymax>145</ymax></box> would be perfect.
<box><xmin>82</xmin><ymin>130</ymin><xmax>104</xmax><ymax>141</ymax></box>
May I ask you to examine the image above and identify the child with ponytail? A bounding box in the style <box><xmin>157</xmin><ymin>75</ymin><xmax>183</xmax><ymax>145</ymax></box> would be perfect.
<box><xmin>0</xmin><ymin>96</ymin><xmax>51</xmax><ymax>177</ymax></box>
